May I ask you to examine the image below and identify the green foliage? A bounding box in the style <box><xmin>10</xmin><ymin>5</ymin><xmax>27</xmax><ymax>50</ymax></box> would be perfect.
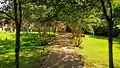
<box><xmin>1</xmin><ymin>0</ymin><xmax>120</xmax><ymax>68</ymax></box>
<box><xmin>86</xmin><ymin>24</ymin><xmax>94</xmax><ymax>34</ymax></box>
<box><xmin>38</xmin><ymin>32</ymin><xmax>57</xmax><ymax>46</ymax></box>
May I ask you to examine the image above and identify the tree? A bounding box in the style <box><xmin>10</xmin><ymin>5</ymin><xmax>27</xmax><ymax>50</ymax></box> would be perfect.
<box><xmin>0</xmin><ymin>0</ymin><xmax>22</xmax><ymax>68</ymax></box>
<box><xmin>100</xmin><ymin>0</ymin><xmax>114</xmax><ymax>68</ymax></box>
<box><xmin>14</xmin><ymin>0</ymin><xmax>22</xmax><ymax>68</ymax></box>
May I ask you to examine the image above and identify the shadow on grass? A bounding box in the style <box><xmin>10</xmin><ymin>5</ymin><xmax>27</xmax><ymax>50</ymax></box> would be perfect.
<box><xmin>0</xmin><ymin>33</ymin><xmax>53</xmax><ymax>68</ymax></box>
<box><xmin>21</xmin><ymin>33</ymin><xmax>38</xmax><ymax>46</ymax></box>
<box><xmin>0</xmin><ymin>39</ymin><xmax>15</xmax><ymax>54</ymax></box>
<box><xmin>113</xmin><ymin>38</ymin><xmax>120</xmax><ymax>49</ymax></box>
<box><xmin>0</xmin><ymin>48</ymin><xmax>49</xmax><ymax>68</ymax></box>
<box><xmin>0</xmin><ymin>40</ymin><xmax>49</xmax><ymax>68</ymax></box>
<box><xmin>0</xmin><ymin>59</ymin><xmax>15</xmax><ymax>68</ymax></box>
<box><xmin>20</xmin><ymin>33</ymin><xmax>55</xmax><ymax>46</ymax></box>
<box><xmin>0</xmin><ymin>39</ymin><xmax>15</xmax><ymax>68</ymax></box>
<box><xmin>89</xmin><ymin>35</ymin><xmax>108</xmax><ymax>40</ymax></box>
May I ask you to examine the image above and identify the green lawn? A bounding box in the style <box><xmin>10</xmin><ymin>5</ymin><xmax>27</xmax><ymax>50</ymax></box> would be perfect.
<box><xmin>75</xmin><ymin>35</ymin><xmax>120</xmax><ymax>68</ymax></box>
<box><xmin>0</xmin><ymin>31</ymin><xmax>55</xmax><ymax>68</ymax></box>
<box><xmin>1</xmin><ymin>31</ymin><xmax>120</xmax><ymax>68</ymax></box>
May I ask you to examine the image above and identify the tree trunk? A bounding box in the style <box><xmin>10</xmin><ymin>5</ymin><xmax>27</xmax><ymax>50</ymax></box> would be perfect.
<box><xmin>100</xmin><ymin>0</ymin><xmax>114</xmax><ymax>68</ymax></box>
<box><xmin>15</xmin><ymin>17</ymin><xmax>20</xmax><ymax>68</ymax></box>
<box><xmin>108</xmin><ymin>20</ymin><xmax>114</xmax><ymax>68</ymax></box>
<box><xmin>54</xmin><ymin>22</ymin><xmax>57</xmax><ymax>33</ymax></box>
<box><xmin>13</xmin><ymin>0</ymin><xmax>19</xmax><ymax>68</ymax></box>
<box><xmin>14</xmin><ymin>0</ymin><xmax>22</xmax><ymax>68</ymax></box>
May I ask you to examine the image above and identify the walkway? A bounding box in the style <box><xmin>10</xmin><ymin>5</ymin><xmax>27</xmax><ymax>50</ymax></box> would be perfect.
<box><xmin>41</xmin><ymin>33</ymin><xmax>84</xmax><ymax>68</ymax></box>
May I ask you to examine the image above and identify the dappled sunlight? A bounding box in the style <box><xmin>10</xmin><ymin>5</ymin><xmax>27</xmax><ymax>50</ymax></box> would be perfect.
<box><xmin>0</xmin><ymin>32</ymin><xmax>52</xmax><ymax>68</ymax></box>
<box><xmin>42</xmin><ymin>52</ymin><xmax>84</xmax><ymax>68</ymax></box>
<box><xmin>0</xmin><ymin>0</ymin><xmax>120</xmax><ymax>68</ymax></box>
<box><xmin>0</xmin><ymin>31</ymin><xmax>120</xmax><ymax>68</ymax></box>
<box><xmin>41</xmin><ymin>33</ymin><xmax>84</xmax><ymax>68</ymax></box>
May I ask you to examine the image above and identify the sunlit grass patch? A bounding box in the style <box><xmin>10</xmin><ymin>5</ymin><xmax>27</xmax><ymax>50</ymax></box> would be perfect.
<box><xmin>75</xmin><ymin>35</ymin><xmax>120</xmax><ymax>68</ymax></box>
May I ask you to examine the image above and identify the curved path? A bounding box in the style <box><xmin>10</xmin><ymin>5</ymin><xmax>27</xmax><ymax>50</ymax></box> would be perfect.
<box><xmin>41</xmin><ymin>33</ymin><xmax>84</xmax><ymax>68</ymax></box>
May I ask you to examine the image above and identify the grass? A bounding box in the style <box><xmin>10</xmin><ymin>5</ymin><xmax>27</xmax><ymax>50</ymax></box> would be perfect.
<box><xmin>75</xmin><ymin>35</ymin><xmax>120</xmax><ymax>68</ymax></box>
<box><xmin>0</xmin><ymin>31</ymin><xmax>55</xmax><ymax>68</ymax></box>
<box><xmin>1</xmin><ymin>31</ymin><xmax>120</xmax><ymax>68</ymax></box>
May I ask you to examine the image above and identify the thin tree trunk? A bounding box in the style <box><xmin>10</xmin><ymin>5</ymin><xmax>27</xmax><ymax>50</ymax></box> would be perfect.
<box><xmin>108</xmin><ymin>20</ymin><xmax>114</xmax><ymax>68</ymax></box>
<box><xmin>100</xmin><ymin>0</ymin><xmax>114</xmax><ymax>68</ymax></box>
<box><xmin>14</xmin><ymin>0</ymin><xmax>19</xmax><ymax>68</ymax></box>
<box><xmin>54</xmin><ymin>22</ymin><xmax>56</xmax><ymax>33</ymax></box>
<box><xmin>14</xmin><ymin>0</ymin><xmax>22</xmax><ymax>68</ymax></box>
